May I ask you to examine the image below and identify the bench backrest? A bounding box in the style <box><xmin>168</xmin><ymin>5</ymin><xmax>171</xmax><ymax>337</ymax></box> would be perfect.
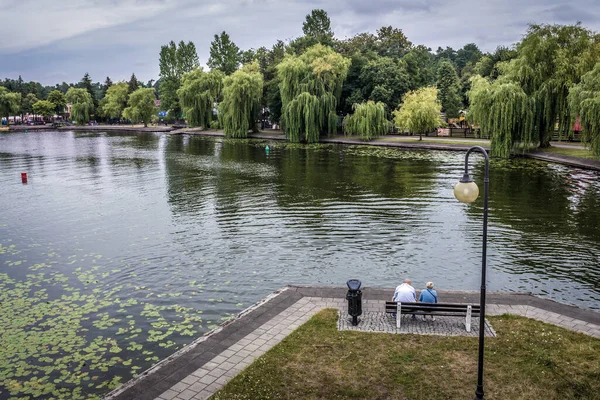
<box><xmin>385</xmin><ymin>301</ymin><xmax>480</xmax><ymax>314</ymax></box>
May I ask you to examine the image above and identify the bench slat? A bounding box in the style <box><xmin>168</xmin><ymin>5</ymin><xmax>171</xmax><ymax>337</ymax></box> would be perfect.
<box><xmin>385</xmin><ymin>302</ymin><xmax>480</xmax><ymax>316</ymax></box>
<box><xmin>386</xmin><ymin>302</ymin><xmax>480</xmax><ymax>309</ymax></box>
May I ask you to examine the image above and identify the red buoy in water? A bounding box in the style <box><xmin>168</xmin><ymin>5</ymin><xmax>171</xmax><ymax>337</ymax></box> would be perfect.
<box><xmin>21</xmin><ymin>172</ymin><xmax>27</xmax><ymax>184</ymax></box>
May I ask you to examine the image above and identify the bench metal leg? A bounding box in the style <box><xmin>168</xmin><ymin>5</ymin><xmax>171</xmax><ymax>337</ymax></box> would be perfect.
<box><xmin>397</xmin><ymin>303</ymin><xmax>401</xmax><ymax>329</ymax></box>
<box><xmin>466</xmin><ymin>305</ymin><xmax>472</xmax><ymax>332</ymax></box>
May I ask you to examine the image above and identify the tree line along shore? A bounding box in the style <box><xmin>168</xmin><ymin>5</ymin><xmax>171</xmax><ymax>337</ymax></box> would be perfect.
<box><xmin>1</xmin><ymin>10</ymin><xmax>600</xmax><ymax>159</ymax></box>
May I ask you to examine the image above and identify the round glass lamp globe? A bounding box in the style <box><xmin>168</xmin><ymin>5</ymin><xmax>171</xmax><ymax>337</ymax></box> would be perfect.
<box><xmin>454</xmin><ymin>181</ymin><xmax>479</xmax><ymax>203</ymax></box>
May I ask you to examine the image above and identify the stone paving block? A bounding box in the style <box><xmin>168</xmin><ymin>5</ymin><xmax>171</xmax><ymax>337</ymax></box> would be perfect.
<box><xmin>215</xmin><ymin>375</ymin><xmax>230</xmax><ymax>386</ymax></box>
<box><xmin>191</xmin><ymin>368</ymin><xmax>210</xmax><ymax>378</ymax></box>
<box><xmin>170</xmin><ymin>382</ymin><xmax>190</xmax><ymax>393</ymax></box>
<box><xmin>210</xmin><ymin>355</ymin><xmax>227</xmax><ymax>365</ymax></box>
<box><xmin>228</xmin><ymin>354</ymin><xmax>244</xmax><ymax>364</ymax></box>
<box><xmin>223</xmin><ymin>368</ymin><xmax>239</xmax><ymax>378</ymax></box>
<box><xmin>198</xmin><ymin>374</ymin><xmax>217</xmax><ymax>385</ymax></box>
<box><xmin>158</xmin><ymin>389</ymin><xmax>179</xmax><ymax>400</ymax></box>
<box><xmin>205</xmin><ymin>382</ymin><xmax>221</xmax><ymax>393</ymax></box>
<box><xmin>236</xmin><ymin>349</ymin><xmax>252</xmax><ymax>358</ymax></box>
<box><xmin>208</xmin><ymin>367</ymin><xmax>228</xmax><ymax>378</ymax></box>
<box><xmin>181</xmin><ymin>375</ymin><xmax>198</xmax><ymax>385</ymax></box>
<box><xmin>176</xmin><ymin>389</ymin><xmax>197</xmax><ymax>400</ymax></box>
<box><xmin>252</xmin><ymin>338</ymin><xmax>268</xmax><ymax>346</ymax></box>
<box><xmin>188</xmin><ymin>382</ymin><xmax>207</xmax><ymax>393</ymax></box>
<box><xmin>245</xmin><ymin>343</ymin><xmax>260</xmax><ymax>352</ymax></box>
<box><xmin>220</xmin><ymin>349</ymin><xmax>236</xmax><ymax>358</ymax></box>
<box><xmin>191</xmin><ymin>392</ymin><xmax>212</xmax><ymax>400</ymax></box>
<box><xmin>220</xmin><ymin>361</ymin><xmax>236</xmax><ymax>371</ymax></box>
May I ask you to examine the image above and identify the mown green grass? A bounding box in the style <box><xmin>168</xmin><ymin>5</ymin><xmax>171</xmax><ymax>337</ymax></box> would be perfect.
<box><xmin>214</xmin><ymin>309</ymin><xmax>600</xmax><ymax>400</ymax></box>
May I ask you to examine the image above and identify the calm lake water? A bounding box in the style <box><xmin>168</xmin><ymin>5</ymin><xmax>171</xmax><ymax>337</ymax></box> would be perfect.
<box><xmin>1</xmin><ymin>131</ymin><xmax>599</xmax><ymax>398</ymax></box>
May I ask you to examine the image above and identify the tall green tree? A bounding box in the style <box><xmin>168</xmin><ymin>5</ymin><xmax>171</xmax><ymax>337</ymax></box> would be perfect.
<box><xmin>177</xmin><ymin>68</ymin><xmax>224</xmax><ymax>129</ymax></box>
<box><xmin>102</xmin><ymin>76</ymin><xmax>113</xmax><ymax>97</ymax></box>
<box><xmin>208</xmin><ymin>31</ymin><xmax>241</xmax><ymax>75</ymax></box>
<box><xmin>22</xmin><ymin>93</ymin><xmax>38</xmax><ymax>116</ymax></box>
<box><xmin>32</xmin><ymin>100</ymin><xmax>55</xmax><ymax>120</ymax></box>
<box><xmin>343</xmin><ymin>101</ymin><xmax>388</xmax><ymax>140</ymax></box>
<box><xmin>403</xmin><ymin>45</ymin><xmax>436</xmax><ymax>89</ymax></box>
<box><xmin>101</xmin><ymin>82</ymin><xmax>129</xmax><ymax>119</ymax></box>
<box><xmin>302</xmin><ymin>9</ymin><xmax>334</xmax><ymax>45</ymax></box>
<box><xmin>436</xmin><ymin>59</ymin><xmax>462</xmax><ymax>118</ymax></box>
<box><xmin>0</xmin><ymin>87</ymin><xmax>21</xmax><ymax>124</ymax></box>
<box><xmin>219</xmin><ymin>62</ymin><xmax>263</xmax><ymax>138</ymax></box>
<box><xmin>360</xmin><ymin>56</ymin><xmax>411</xmax><ymax>112</ymax></box>
<box><xmin>376</xmin><ymin>26</ymin><xmax>412</xmax><ymax>58</ymax></box>
<box><xmin>277</xmin><ymin>44</ymin><xmax>350</xmax><ymax>143</ymax></box>
<box><xmin>47</xmin><ymin>90</ymin><xmax>66</xmax><ymax>115</ymax></box>
<box><xmin>159</xmin><ymin>40</ymin><xmax>200</xmax><ymax>81</ymax></box>
<box><xmin>263</xmin><ymin>41</ymin><xmax>287</xmax><ymax>125</ymax></box>
<box><xmin>158</xmin><ymin>40</ymin><xmax>200</xmax><ymax>121</ymax></box>
<box><xmin>474</xmin><ymin>46</ymin><xmax>517</xmax><ymax>79</ymax></box>
<box><xmin>467</xmin><ymin>75</ymin><xmax>532</xmax><ymax>158</ymax></box>
<box><xmin>568</xmin><ymin>62</ymin><xmax>600</xmax><ymax>157</ymax></box>
<box><xmin>393</xmin><ymin>87</ymin><xmax>443</xmax><ymax>140</ymax></box>
<box><xmin>65</xmin><ymin>87</ymin><xmax>94</xmax><ymax>125</ymax></box>
<box><xmin>469</xmin><ymin>23</ymin><xmax>600</xmax><ymax>153</ymax></box>
<box><xmin>123</xmin><ymin>88</ymin><xmax>157</xmax><ymax>127</ymax></box>
<box><xmin>455</xmin><ymin>43</ymin><xmax>483</xmax><ymax>72</ymax></box>
<box><xmin>79</xmin><ymin>73</ymin><xmax>97</xmax><ymax>110</ymax></box>
<box><xmin>128</xmin><ymin>74</ymin><xmax>139</xmax><ymax>94</ymax></box>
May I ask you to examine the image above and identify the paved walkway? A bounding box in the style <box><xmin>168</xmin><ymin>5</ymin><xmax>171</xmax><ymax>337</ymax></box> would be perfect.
<box><xmin>104</xmin><ymin>286</ymin><xmax>600</xmax><ymax>400</ymax></box>
<box><xmin>338</xmin><ymin>310</ymin><xmax>497</xmax><ymax>337</ymax></box>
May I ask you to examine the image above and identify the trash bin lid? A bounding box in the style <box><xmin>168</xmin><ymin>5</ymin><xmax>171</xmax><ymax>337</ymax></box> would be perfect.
<box><xmin>346</xmin><ymin>279</ymin><xmax>361</xmax><ymax>291</ymax></box>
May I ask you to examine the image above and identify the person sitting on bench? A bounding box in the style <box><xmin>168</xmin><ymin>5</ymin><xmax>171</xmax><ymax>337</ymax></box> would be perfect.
<box><xmin>393</xmin><ymin>279</ymin><xmax>416</xmax><ymax>318</ymax></box>
<box><xmin>393</xmin><ymin>279</ymin><xmax>416</xmax><ymax>302</ymax></box>
<box><xmin>418</xmin><ymin>281</ymin><xmax>438</xmax><ymax>321</ymax></box>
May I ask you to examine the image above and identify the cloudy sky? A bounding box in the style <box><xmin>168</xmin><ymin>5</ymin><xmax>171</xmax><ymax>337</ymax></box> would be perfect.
<box><xmin>0</xmin><ymin>0</ymin><xmax>598</xmax><ymax>85</ymax></box>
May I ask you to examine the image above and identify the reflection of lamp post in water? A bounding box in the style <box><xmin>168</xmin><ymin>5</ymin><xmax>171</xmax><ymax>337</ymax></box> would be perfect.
<box><xmin>453</xmin><ymin>146</ymin><xmax>489</xmax><ymax>400</ymax></box>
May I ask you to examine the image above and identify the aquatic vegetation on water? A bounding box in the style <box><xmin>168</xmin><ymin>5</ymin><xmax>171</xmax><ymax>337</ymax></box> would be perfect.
<box><xmin>0</xmin><ymin>245</ymin><xmax>205</xmax><ymax>400</ymax></box>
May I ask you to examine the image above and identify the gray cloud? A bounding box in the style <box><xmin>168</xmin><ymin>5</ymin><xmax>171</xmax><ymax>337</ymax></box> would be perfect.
<box><xmin>544</xmin><ymin>4</ymin><xmax>596</xmax><ymax>22</ymax></box>
<box><xmin>0</xmin><ymin>0</ymin><xmax>598</xmax><ymax>85</ymax></box>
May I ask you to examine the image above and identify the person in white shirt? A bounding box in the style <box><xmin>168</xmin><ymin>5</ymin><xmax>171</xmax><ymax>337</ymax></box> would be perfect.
<box><xmin>393</xmin><ymin>279</ymin><xmax>416</xmax><ymax>302</ymax></box>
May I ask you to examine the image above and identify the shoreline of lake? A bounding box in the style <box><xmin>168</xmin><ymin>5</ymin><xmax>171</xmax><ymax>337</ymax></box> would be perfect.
<box><xmin>5</xmin><ymin>124</ymin><xmax>600</xmax><ymax>171</ymax></box>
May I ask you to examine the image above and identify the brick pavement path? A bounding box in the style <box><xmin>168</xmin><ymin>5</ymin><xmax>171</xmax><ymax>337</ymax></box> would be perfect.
<box><xmin>104</xmin><ymin>287</ymin><xmax>600</xmax><ymax>400</ymax></box>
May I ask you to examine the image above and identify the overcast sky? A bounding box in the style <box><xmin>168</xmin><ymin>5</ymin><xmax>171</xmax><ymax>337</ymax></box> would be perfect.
<box><xmin>0</xmin><ymin>0</ymin><xmax>598</xmax><ymax>85</ymax></box>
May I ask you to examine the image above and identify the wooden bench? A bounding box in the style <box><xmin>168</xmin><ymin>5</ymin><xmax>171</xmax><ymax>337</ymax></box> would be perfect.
<box><xmin>385</xmin><ymin>302</ymin><xmax>481</xmax><ymax>332</ymax></box>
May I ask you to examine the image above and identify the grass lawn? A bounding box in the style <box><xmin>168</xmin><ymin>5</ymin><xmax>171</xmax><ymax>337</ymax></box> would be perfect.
<box><xmin>539</xmin><ymin>146</ymin><xmax>598</xmax><ymax>160</ymax></box>
<box><xmin>213</xmin><ymin>309</ymin><xmax>600</xmax><ymax>400</ymax></box>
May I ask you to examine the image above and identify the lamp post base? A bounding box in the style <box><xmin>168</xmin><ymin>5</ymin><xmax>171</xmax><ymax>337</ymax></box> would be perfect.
<box><xmin>474</xmin><ymin>385</ymin><xmax>484</xmax><ymax>399</ymax></box>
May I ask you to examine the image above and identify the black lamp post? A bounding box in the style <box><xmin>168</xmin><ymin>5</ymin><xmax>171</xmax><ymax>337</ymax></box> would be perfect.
<box><xmin>453</xmin><ymin>146</ymin><xmax>489</xmax><ymax>400</ymax></box>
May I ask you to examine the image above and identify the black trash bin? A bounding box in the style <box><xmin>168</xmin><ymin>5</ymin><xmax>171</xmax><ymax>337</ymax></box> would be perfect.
<box><xmin>346</xmin><ymin>279</ymin><xmax>362</xmax><ymax>326</ymax></box>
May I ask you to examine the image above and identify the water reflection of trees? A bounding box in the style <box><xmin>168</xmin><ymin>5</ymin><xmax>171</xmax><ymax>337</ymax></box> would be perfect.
<box><xmin>483</xmin><ymin>160</ymin><xmax>599</xmax><ymax>241</ymax></box>
<box><xmin>163</xmin><ymin>136</ymin><xmax>215</xmax><ymax>216</ymax></box>
<box><xmin>274</xmin><ymin>146</ymin><xmax>439</xmax><ymax>208</ymax></box>
<box><xmin>464</xmin><ymin>160</ymin><xmax>600</xmax><ymax>290</ymax></box>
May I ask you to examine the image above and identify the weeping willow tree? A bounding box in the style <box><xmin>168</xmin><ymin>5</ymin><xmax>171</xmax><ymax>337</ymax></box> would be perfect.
<box><xmin>277</xmin><ymin>44</ymin><xmax>350</xmax><ymax>143</ymax></box>
<box><xmin>393</xmin><ymin>87</ymin><xmax>443</xmax><ymax>141</ymax></box>
<box><xmin>218</xmin><ymin>62</ymin><xmax>263</xmax><ymax>138</ymax></box>
<box><xmin>65</xmin><ymin>88</ymin><xmax>94</xmax><ymax>125</ymax></box>
<box><xmin>568</xmin><ymin>62</ymin><xmax>600</xmax><ymax>158</ymax></box>
<box><xmin>468</xmin><ymin>24</ymin><xmax>600</xmax><ymax>156</ymax></box>
<box><xmin>468</xmin><ymin>75</ymin><xmax>534</xmax><ymax>158</ymax></box>
<box><xmin>177</xmin><ymin>68</ymin><xmax>224</xmax><ymax>129</ymax></box>
<box><xmin>343</xmin><ymin>101</ymin><xmax>387</xmax><ymax>140</ymax></box>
